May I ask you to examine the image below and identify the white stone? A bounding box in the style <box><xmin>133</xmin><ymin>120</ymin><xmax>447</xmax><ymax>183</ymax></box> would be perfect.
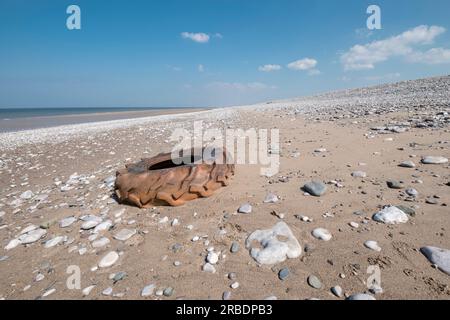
<box><xmin>5</xmin><ymin>239</ymin><xmax>21</xmax><ymax>250</ymax></box>
<box><xmin>141</xmin><ymin>284</ymin><xmax>156</xmax><ymax>297</ymax></box>
<box><xmin>18</xmin><ymin>228</ymin><xmax>47</xmax><ymax>244</ymax></box>
<box><xmin>44</xmin><ymin>236</ymin><xmax>64</xmax><ymax>248</ymax></box>
<box><xmin>59</xmin><ymin>216</ymin><xmax>77</xmax><ymax>228</ymax></box>
<box><xmin>82</xmin><ymin>285</ymin><xmax>95</xmax><ymax>296</ymax></box>
<box><xmin>421</xmin><ymin>156</ymin><xmax>448</xmax><ymax>164</ymax></box>
<box><xmin>231</xmin><ymin>282</ymin><xmax>240</xmax><ymax>289</ymax></box>
<box><xmin>347</xmin><ymin>293</ymin><xmax>376</xmax><ymax>300</ymax></box>
<box><xmin>102</xmin><ymin>287</ymin><xmax>113</xmax><ymax>296</ymax></box>
<box><xmin>373</xmin><ymin>206</ymin><xmax>409</xmax><ymax>224</ymax></box>
<box><xmin>331</xmin><ymin>286</ymin><xmax>343</xmax><ymax>298</ymax></box>
<box><xmin>20</xmin><ymin>190</ymin><xmax>34</xmax><ymax>200</ymax></box>
<box><xmin>93</xmin><ymin>220</ymin><xmax>113</xmax><ymax>233</ymax></box>
<box><xmin>364</xmin><ymin>240</ymin><xmax>381</xmax><ymax>252</ymax></box>
<box><xmin>202</xmin><ymin>263</ymin><xmax>216</xmax><ymax>273</ymax></box>
<box><xmin>42</xmin><ymin>288</ymin><xmax>56</xmax><ymax>297</ymax></box>
<box><xmin>99</xmin><ymin>251</ymin><xmax>119</xmax><ymax>268</ymax></box>
<box><xmin>206</xmin><ymin>252</ymin><xmax>219</xmax><ymax>265</ymax></box>
<box><xmin>420</xmin><ymin>246</ymin><xmax>450</xmax><ymax>275</ymax></box>
<box><xmin>238</xmin><ymin>203</ymin><xmax>252</xmax><ymax>214</ymax></box>
<box><xmin>245</xmin><ymin>222</ymin><xmax>302</xmax><ymax>265</ymax></box>
<box><xmin>351</xmin><ymin>171</ymin><xmax>367</xmax><ymax>178</ymax></box>
<box><xmin>264</xmin><ymin>193</ymin><xmax>279</xmax><ymax>203</ymax></box>
<box><xmin>312</xmin><ymin>228</ymin><xmax>332</xmax><ymax>241</ymax></box>
<box><xmin>349</xmin><ymin>222</ymin><xmax>359</xmax><ymax>228</ymax></box>
<box><xmin>113</xmin><ymin>229</ymin><xmax>136</xmax><ymax>241</ymax></box>
<box><xmin>81</xmin><ymin>218</ymin><xmax>102</xmax><ymax>230</ymax></box>
<box><xmin>19</xmin><ymin>224</ymin><xmax>38</xmax><ymax>235</ymax></box>
<box><xmin>92</xmin><ymin>237</ymin><xmax>110</xmax><ymax>248</ymax></box>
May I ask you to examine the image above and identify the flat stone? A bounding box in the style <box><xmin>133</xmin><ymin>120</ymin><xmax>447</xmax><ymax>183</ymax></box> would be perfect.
<box><xmin>312</xmin><ymin>228</ymin><xmax>332</xmax><ymax>241</ymax></box>
<box><xmin>346</xmin><ymin>293</ymin><xmax>376</xmax><ymax>300</ymax></box>
<box><xmin>98</xmin><ymin>251</ymin><xmax>119</xmax><ymax>268</ymax></box>
<box><xmin>81</xmin><ymin>218</ymin><xmax>102</xmax><ymax>230</ymax></box>
<box><xmin>113</xmin><ymin>271</ymin><xmax>127</xmax><ymax>283</ymax></box>
<box><xmin>92</xmin><ymin>237</ymin><xmax>110</xmax><ymax>248</ymax></box>
<box><xmin>307</xmin><ymin>275</ymin><xmax>322</xmax><ymax>289</ymax></box>
<box><xmin>351</xmin><ymin>171</ymin><xmax>367</xmax><ymax>178</ymax></box>
<box><xmin>202</xmin><ymin>263</ymin><xmax>216</xmax><ymax>273</ymax></box>
<box><xmin>387</xmin><ymin>180</ymin><xmax>403</xmax><ymax>189</ymax></box>
<box><xmin>102</xmin><ymin>287</ymin><xmax>113</xmax><ymax>296</ymax></box>
<box><xmin>141</xmin><ymin>284</ymin><xmax>156</xmax><ymax>297</ymax></box>
<box><xmin>93</xmin><ymin>220</ymin><xmax>113</xmax><ymax>233</ymax></box>
<box><xmin>331</xmin><ymin>286</ymin><xmax>343</xmax><ymax>298</ymax></box>
<box><xmin>421</xmin><ymin>156</ymin><xmax>448</xmax><ymax>164</ymax></box>
<box><xmin>20</xmin><ymin>190</ymin><xmax>34</xmax><ymax>200</ymax></box>
<box><xmin>426</xmin><ymin>198</ymin><xmax>438</xmax><ymax>205</ymax></box>
<box><xmin>238</xmin><ymin>203</ymin><xmax>252</xmax><ymax>214</ymax></box>
<box><xmin>245</xmin><ymin>222</ymin><xmax>302</xmax><ymax>265</ymax></box>
<box><xmin>399</xmin><ymin>161</ymin><xmax>416</xmax><ymax>168</ymax></box>
<box><xmin>405</xmin><ymin>188</ymin><xmax>419</xmax><ymax>197</ymax></box>
<box><xmin>302</xmin><ymin>181</ymin><xmax>327</xmax><ymax>197</ymax></box>
<box><xmin>113</xmin><ymin>229</ymin><xmax>136</xmax><ymax>241</ymax></box>
<box><xmin>420</xmin><ymin>246</ymin><xmax>450</xmax><ymax>275</ymax></box>
<box><xmin>264</xmin><ymin>193</ymin><xmax>279</xmax><ymax>203</ymax></box>
<box><xmin>59</xmin><ymin>217</ymin><xmax>77</xmax><ymax>228</ymax></box>
<box><xmin>278</xmin><ymin>267</ymin><xmax>290</xmax><ymax>280</ymax></box>
<box><xmin>18</xmin><ymin>228</ymin><xmax>47</xmax><ymax>244</ymax></box>
<box><xmin>82</xmin><ymin>285</ymin><xmax>96</xmax><ymax>296</ymax></box>
<box><xmin>372</xmin><ymin>206</ymin><xmax>409</xmax><ymax>224</ymax></box>
<box><xmin>44</xmin><ymin>236</ymin><xmax>64</xmax><ymax>248</ymax></box>
<box><xmin>364</xmin><ymin>240</ymin><xmax>381</xmax><ymax>252</ymax></box>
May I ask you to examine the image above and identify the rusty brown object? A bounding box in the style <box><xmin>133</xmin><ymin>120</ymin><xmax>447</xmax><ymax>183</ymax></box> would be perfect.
<box><xmin>114</xmin><ymin>148</ymin><xmax>235</xmax><ymax>207</ymax></box>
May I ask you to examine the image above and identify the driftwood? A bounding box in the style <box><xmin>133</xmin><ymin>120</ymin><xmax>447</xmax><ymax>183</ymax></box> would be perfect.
<box><xmin>115</xmin><ymin>148</ymin><xmax>235</xmax><ymax>207</ymax></box>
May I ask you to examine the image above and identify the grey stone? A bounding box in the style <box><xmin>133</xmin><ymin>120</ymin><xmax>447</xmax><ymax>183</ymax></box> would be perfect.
<box><xmin>231</xmin><ymin>242</ymin><xmax>239</xmax><ymax>253</ymax></box>
<box><xmin>420</xmin><ymin>246</ymin><xmax>450</xmax><ymax>275</ymax></box>
<box><xmin>163</xmin><ymin>287</ymin><xmax>174</xmax><ymax>297</ymax></box>
<box><xmin>278</xmin><ymin>268</ymin><xmax>290</xmax><ymax>281</ymax></box>
<box><xmin>238</xmin><ymin>203</ymin><xmax>252</xmax><ymax>214</ymax></box>
<box><xmin>307</xmin><ymin>275</ymin><xmax>322</xmax><ymax>289</ymax></box>
<box><xmin>302</xmin><ymin>181</ymin><xmax>327</xmax><ymax>197</ymax></box>
<box><xmin>387</xmin><ymin>180</ymin><xmax>403</xmax><ymax>189</ymax></box>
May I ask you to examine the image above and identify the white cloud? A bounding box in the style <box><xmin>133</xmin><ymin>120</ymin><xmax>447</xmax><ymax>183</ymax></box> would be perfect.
<box><xmin>258</xmin><ymin>64</ymin><xmax>282</xmax><ymax>72</ymax></box>
<box><xmin>206</xmin><ymin>82</ymin><xmax>276</xmax><ymax>91</ymax></box>
<box><xmin>287</xmin><ymin>58</ymin><xmax>317</xmax><ymax>71</ymax></box>
<box><xmin>341</xmin><ymin>25</ymin><xmax>446</xmax><ymax>70</ymax></box>
<box><xmin>408</xmin><ymin>47</ymin><xmax>450</xmax><ymax>64</ymax></box>
<box><xmin>198</xmin><ymin>64</ymin><xmax>205</xmax><ymax>72</ymax></box>
<box><xmin>181</xmin><ymin>32</ymin><xmax>210</xmax><ymax>43</ymax></box>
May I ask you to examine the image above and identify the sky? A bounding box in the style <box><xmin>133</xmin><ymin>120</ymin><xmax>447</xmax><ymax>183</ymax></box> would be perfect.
<box><xmin>1</xmin><ymin>0</ymin><xmax>450</xmax><ymax>108</ymax></box>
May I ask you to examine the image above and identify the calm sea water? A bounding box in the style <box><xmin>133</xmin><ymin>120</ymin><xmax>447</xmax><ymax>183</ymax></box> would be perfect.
<box><xmin>0</xmin><ymin>107</ymin><xmax>182</xmax><ymax>120</ymax></box>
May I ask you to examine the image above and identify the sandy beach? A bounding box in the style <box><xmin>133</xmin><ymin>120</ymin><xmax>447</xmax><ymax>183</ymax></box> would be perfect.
<box><xmin>0</xmin><ymin>75</ymin><xmax>449</xmax><ymax>300</ymax></box>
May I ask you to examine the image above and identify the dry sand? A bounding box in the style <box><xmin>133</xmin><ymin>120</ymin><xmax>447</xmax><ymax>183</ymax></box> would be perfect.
<box><xmin>0</xmin><ymin>76</ymin><xmax>449</xmax><ymax>300</ymax></box>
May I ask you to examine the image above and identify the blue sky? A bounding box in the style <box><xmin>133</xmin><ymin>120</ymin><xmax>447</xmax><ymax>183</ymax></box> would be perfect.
<box><xmin>1</xmin><ymin>0</ymin><xmax>450</xmax><ymax>108</ymax></box>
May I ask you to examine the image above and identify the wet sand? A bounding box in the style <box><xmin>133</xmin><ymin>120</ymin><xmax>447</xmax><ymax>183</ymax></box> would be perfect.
<box><xmin>0</xmin><ymin>108</ymin><xmax>208</xmax><ymax>132</ymax></box>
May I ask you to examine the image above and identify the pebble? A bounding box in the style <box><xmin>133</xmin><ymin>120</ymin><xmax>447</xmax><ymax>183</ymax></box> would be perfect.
<box><xmin>98</xmin><ymin>251</ymin><xmax>119</xmax><ymax>268</ymax></box>
<box><xmin>163</xmin><ymin>287</ymin><xmax>174</xmax><ymax>297</ymax></box>
<box><xmin>312</xmin><ymin>228</ymin><xmax>332</xmax><ymax>241</ymax></box>
<box><xmin>35</xmin><ymin>273</ymin><xmax>45</xmax><ymax>282</ymax></box>
<box><xmin>405</xmin><ymin>188</ymin><xmax>419</xmax><ymax>197</ymax></box>
<box><xmin>387</xmin><ymin>180</ymin><xmax>403</xmax><ymax>189</ymax></box>
<box><xmin>44</xmin><ymin>236</ymin><xmax>64</xmax><ymax>248</ymax></box>
<box><xmin>92</xmin><ymin>237</ymin><xmax>110</xmax><ymax>248</ymax></box>
<box><xmin>307</xmin><ymin>275</ymin><xmax>322</xmax><ymax>289</ymax></box>
<box><xmin>93</xmin><ymin>220</ymin><xmax>113</xmax><ymax>233</ymax></box>
<box><xmin>421</xmin><ymin>156</ymin><xmax>448</xmax><ymax>164</ymax></box>
<box><xmin>5</xmin><ymin>239</ymin><xmax>21</xmax><ymax>250</ymax></box>
<box><xmin>141</xmin><ymin>284</ymin><xmax>156</xmax><ymax>297</ymax></box>
<box><xmin>351</xmin><ymin>171</ymin><xmax>367</xmax><ymax>178</ymax></box>
<box><xmin>231</xmin><ymin>282</ymin><xmax>240</xmax><ymax>289</ymax></box>
<box><xmin>81</xmin><ymin>219</ymin><xmax>101</xmax><ymax>230</ymax></box>
<box><xmin>349</xmin><ymin>222</ymin><xmax>359</xmax><ymax>228</ymax></box>
<box><xmin>102</xmin><ymin>287</ymin><xmax>113</xmax><ymax>296</ymax></box>
<box><xmin>82</xmin><ymin>285</ymin><xmax>95</xmax><ymax>296</ymax></box>
<box><xmin>420</xmin><ymin>246</ymin><xmax>450</xmax><ymax>275</ymax></box>
<box><xmin>206</xmin><ymin>252</ymin><xmax>219</xmax><ymax>265</ymax></box>
<box><xmin>202</xmin><ymin>263</ymin><xmax>216</xmax><ymax>273</ymax></box>
<box><xmin>59</xmin><ymin>217</ymin><xmax>77</xmax><ymax>228</ymax></box>
<box><xmin>372</xmin><ymin>206</ymin><xmax>409</xmax><ymax>224</ymax></box>
<box><xmin>238</xmin><ymin>203</ymin><xmax>252</xmax><ymax>214</ymax></box>
<box><xmin>346</xmin><ymin>293</ymin><xmax>376</xmax><ymax>300</ymax></box>
<box><xmin>20</xmin><ymin>190</ymin><xmax>34</xmax><ymax>200</ymax></box>
<box><xmin>399</xmin><ymin>161</ymin><xmax>416</xmax><ymax>168</ymax></box>
<box><xmin>113</xmin><ymin>271</ymin><xmax>127</xmax><ymax>283</ymax></box>
<box><xmin>230</xmin><ymin>242</ymin><xmax>239</xmax><ymax>253</ymax></box>
<box><xmin>302</xmin><ymin>181</ymin><xmax>327</xmax><ymax>197</ymax></box>
<box><xmin>19</xmin><ymin>228</ymin><xmax>47</xmax><ymax>244</ymax></box>
<box><xmin>42</xmin><ymin>288</ymin><xmax>56</xmax><ymax>297</ymax></box>
<box><xmin>223</xmin><ymin>291</ymin><xmax>232</xmax><ymax>300</ymax></box>
<box><xmin>426</xmin><ymin>198</ymin><xmax>438</xmax><ymax>205</ymax></box>
<box><xmin>331</xmin><ymin>286</ymin><xmax>343</xmax><ymax>298</ymax></box>
<box><xmin>364</xmin><ymin>240</ymin><xmax>382</xmax><ymax>252</ymax></box>
<box><xmin>278</xmin><ymin>268</ymin><xmax>290</xmax><ymax>280</ymax></box>
<box><xmin>264</xmin><ymin>193</ymin><xmax>279</xmax><ymax>203</ymax></box>
<box><xmin>113</xmin><ymin>229</ymin><xmax>136</xmax><ymax>241</ymax></box>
